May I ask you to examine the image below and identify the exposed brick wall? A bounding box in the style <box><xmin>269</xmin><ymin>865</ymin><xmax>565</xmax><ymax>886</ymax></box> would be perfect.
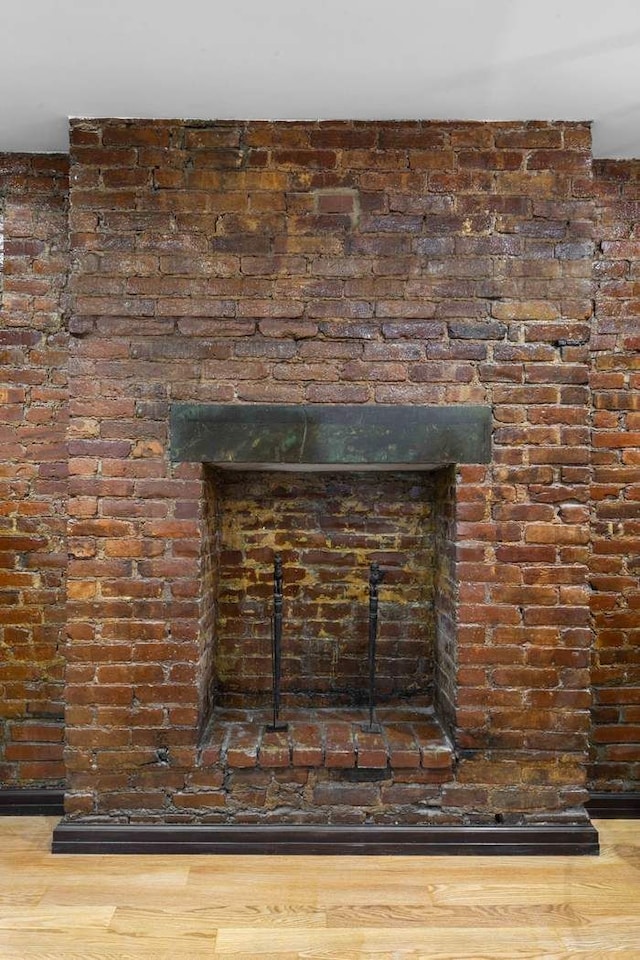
<box><xmin>1</xmin><ymin>121</ymin><xmax>637</xmax><ymax>811</ymax></box>
<box><xmin>0</xmin><ymin>154</ymin><xmax>69</xmax><ymax>787</ymax></box>
<box><xmin>589</xmin><ymin>160</ymin><xmax>640</xmax><ymax>792</ymax></box>
<box><xmin>62</xmin><ymin>119</ymin><xmax>596</xmax><ymax>823</ymax></box>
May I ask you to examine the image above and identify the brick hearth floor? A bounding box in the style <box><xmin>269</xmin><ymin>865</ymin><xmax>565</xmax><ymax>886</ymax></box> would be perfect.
<box><xmin>199</xmin><ymin>704</ymin><xmax>454</xmax><ymax>774</ymax></box>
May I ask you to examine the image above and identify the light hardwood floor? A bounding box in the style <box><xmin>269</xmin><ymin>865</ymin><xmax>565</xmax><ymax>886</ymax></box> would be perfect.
<box><xmin>0</xmin><ymin>817</ymin><xmax>638</xmax><ymax>959</ymax></box>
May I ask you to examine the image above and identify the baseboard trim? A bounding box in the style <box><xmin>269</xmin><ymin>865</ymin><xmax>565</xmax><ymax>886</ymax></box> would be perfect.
<box><xmin>0</xmin><ymin>788</ymin><xmax>65</xmax><ymax>816</ymax></box>
<box><xmin>51</xmin><ymin>821</ymin><xmax>600</xmax><ymax>856</ymax></box>
<box><xmin>586</xmin><ymin>792</ymin><xmax>640</xmax><ymax>819</ymax></box>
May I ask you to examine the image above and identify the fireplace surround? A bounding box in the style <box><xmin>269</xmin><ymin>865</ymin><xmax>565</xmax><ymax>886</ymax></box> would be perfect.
<box><xmin>49</xmin><ymin>117</ymin><xmax>605</xmax><ymax>854</ymax></box>
<box><xmin>170</xmin><ymin>404</ymin><xmax>489</xmax><ymax>812</ymax></box>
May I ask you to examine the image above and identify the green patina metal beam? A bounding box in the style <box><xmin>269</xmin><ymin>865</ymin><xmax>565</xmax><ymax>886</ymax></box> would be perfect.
<box><xmin>169</xmin><ymin>404</ymin><xmax>491</xmax><ymax>469</ymax></box>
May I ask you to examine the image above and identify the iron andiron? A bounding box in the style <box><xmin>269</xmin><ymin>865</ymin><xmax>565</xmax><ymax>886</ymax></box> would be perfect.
<box><xmin>363</xmin><ymin>561</ymin><xmax>384</xmax><ymax>733</ymax></box>
<box><xmin>267</xmin><ymin>553</ymin><xmax>288</xmax><ymax>732</ymax></box>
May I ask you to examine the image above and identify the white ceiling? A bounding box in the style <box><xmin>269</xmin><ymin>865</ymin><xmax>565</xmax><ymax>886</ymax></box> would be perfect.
<box><xmin>2</xmin><ymin>0</ymin><xmax>640</xmax><ymax>157</ymax></box>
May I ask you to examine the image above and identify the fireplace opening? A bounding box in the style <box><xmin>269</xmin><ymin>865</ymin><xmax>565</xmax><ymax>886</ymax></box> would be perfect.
<box><xmin>197</xmin><ymin>464</ymin><xmax>458</xmax><ymax>768</ymax></box>
<box><xmin>214</xmin><ymin>468</ymin><xmax>439</xmax><ymax>709</ymax></box>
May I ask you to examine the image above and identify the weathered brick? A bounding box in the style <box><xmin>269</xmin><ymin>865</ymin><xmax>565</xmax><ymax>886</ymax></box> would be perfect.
<box><xmin>313</xmin><ymin>781</ymin><xmax>379</xmax><ymax>806</ymax></box>
<box><xmin>6</xmin><ymin>118</ymin><xmax>633</xmax><ymax>827</ymax></box>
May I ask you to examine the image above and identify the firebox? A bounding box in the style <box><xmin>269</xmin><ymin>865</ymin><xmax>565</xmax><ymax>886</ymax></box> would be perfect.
<box><xmin>210</xmin><ymin>468</ymin><xmax>440</xmax><ymax>712</ymax></box>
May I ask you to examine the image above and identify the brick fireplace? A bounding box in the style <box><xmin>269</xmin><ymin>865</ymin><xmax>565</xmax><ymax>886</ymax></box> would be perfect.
<box><xmin>52</xmin><ymin>117</ymin><xmax>601</xmax><ymax>853</ymax></box>
<box><xmin>166</xmin><ymin>403</ymin><xmax>488</xmax><ymax>819</ymax></box>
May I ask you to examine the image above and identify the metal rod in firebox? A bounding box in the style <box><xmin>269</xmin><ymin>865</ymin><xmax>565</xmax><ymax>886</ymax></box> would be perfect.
<box><xmin>366</xmin><ymin>561</ymin><xmax>383</xmax><ymax>733</ymax></box>
<box><xmin>267</xmin><ymin>553</ymin><xmax>288</xmax><ymax>732</ymax></box>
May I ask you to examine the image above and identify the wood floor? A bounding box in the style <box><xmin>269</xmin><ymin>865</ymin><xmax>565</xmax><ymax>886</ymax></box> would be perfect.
<box><xmin>0</xmin><ymin>818</ymin><xmax>638</xmax><ymax>959</ymax></box>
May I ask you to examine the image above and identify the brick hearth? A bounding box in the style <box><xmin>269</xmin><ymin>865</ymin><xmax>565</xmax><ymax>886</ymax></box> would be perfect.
<box><xmin>202</xmin><ymin>705</ymin><xmax>452</xmax><ymax>774</ymax></box>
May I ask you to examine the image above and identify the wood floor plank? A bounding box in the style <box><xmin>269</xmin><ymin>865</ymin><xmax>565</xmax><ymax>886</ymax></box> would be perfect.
<box><xmin>0</xmin><ymin>932</ymin><xmax>216</xmax><ymax>960</ymax></box>
<box><xmin>0</xmin><ymin>905</ymin><xmax>115</xmax><ymax>931</ymax></box>
<box><xmin>109</xmin><ymin>904</ymin><xmax>327</xmax><ymax>931</ymax></box>
<box><xmin>0</xmin><ymin>817</ymin><xmax>639</xmax><ymax>960</ymax></box>
<box><xmin>36</xmin><ymin>864</ymin><xmax>192</xmax><ymax>907</ymax></box>
<box><xmin>210</xmin><ymin>926</ymin><xmax>567</xmax><ymax>959</ymax></box>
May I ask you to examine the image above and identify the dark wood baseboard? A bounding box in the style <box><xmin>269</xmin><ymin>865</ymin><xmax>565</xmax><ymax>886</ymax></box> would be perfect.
<box><xmin>587</xmin><ymin>792</ymin><xmax>640</xmax><ymax>819</ymax></box>
<box><xmin>0</xmin><ymin>788</ymin><xmax>65</xmax><ymax>816</ymax></box>
<box><xmin>52</xmin><ymin>821</ymin><xmax>600</xmax><ymax>856</ymax></box>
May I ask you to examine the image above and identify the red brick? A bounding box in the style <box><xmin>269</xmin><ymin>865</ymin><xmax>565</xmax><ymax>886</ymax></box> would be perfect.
<box><xmin>312</xmin><ymin>781</ymin><xmax>379</xmax><ymax>806</ymax></box>
<box><xmin>290</xmin><ymin>723</ymin><xmax>324</xmax><ymax>767</ymax></box>
<box><xmin>258</xmin><ymin>729</ymin><xmax>291</xmax><ymax>768</ymax></box>
<box><xmin>355</xmin><ymin>729</ymin><xmax>388</xmax><ymax>769</ymax></box>
<box><xmin>225</xmin><ymin>726</ymin><xmax>260</xmax><ymax>768</ymax></box>
<box><xmin>324</xmin><ymin>724</ymin><xmax>356</xmax><ymax>768</ymax></box>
